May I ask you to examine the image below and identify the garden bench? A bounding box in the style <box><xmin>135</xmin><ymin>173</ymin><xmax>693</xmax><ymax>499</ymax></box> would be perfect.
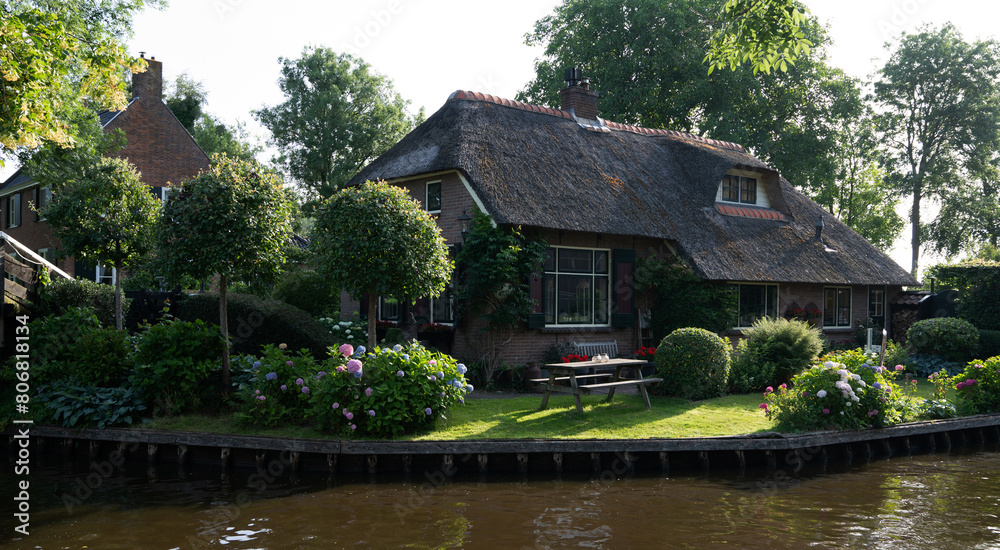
<box><xmin>573</xmin><ymin>341</ymin><xmax>620</xmax><ymax>358</ymax></box>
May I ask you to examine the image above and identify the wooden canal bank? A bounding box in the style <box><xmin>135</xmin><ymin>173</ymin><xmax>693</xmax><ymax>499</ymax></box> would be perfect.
<box><xmin>6</xmin><ymin>414</ymin><xmax>1000</xmax><ymax>477</ymax></box>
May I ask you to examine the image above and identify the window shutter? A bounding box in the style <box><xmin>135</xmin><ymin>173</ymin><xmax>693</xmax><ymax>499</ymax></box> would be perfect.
<box><xmin>527</xmin><ymin>271</ymin><xmax>545</xmax><ymax>328</ymax></box>
<box><xmin>612</xmin><ymin>249</ymin><xmax>635</xmax><ymax>327</ymax></box>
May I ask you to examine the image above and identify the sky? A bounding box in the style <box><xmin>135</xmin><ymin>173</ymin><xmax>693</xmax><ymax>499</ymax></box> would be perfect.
<box><xmin>14</xmin><ymin>0</ymin><xmax>1000</xmax><ymax>275</ymax></box>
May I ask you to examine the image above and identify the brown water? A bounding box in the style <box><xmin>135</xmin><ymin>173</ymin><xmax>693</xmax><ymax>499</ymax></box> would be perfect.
<box><xmin>3</xmin><ymin>449</ymin><xmax>1000</xmax><ymax>549</ymax></box>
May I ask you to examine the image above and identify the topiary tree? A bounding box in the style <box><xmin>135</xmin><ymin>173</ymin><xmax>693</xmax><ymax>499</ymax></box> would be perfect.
<box><xmin>155</xmin><ymin>154</ymin><xmax>295</xmax><ymax>387</ymax></box>
<box><xmin>312</xmin><ymin>181</ymin><xmax>452</xmax><ymax>350</ymax></box>
<box><xmin>741</xmin><ymin>316</ymin><xmax>823</xmax><ymax>385</ymax></box>
<box><xmin>41</xmin><ymin>156</ymin><xmax>160</xmax><ymax>330</ymax></box>
<box><xmin>654</xmin><ymin>327</ymin><xmax>731</xmax><ymax>401</ymax></box>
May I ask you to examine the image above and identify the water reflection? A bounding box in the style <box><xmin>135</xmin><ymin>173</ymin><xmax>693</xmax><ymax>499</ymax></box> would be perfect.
<box><xmin>2</xmin><ymin>450</ymin><xmax>998</xmax><ymax>549</ymax></box>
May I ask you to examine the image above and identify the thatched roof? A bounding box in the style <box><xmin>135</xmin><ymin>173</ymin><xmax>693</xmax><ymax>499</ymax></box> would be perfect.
<box><xmin>350</xmin><ymin>91</ymin><xmax>917</xmax><ymax>287</ymax></box>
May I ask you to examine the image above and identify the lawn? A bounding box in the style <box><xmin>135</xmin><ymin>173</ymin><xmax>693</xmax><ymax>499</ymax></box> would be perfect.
<box><xmin>139</xmin><ymin>380</ymin><xmax>939</xmax><ymax>441</ymax></box>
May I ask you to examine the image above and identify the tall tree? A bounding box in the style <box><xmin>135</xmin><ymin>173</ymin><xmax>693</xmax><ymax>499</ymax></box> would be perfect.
<box><xmin>41</xmin><ymin>157</ymin><xmax>161</xmax><ymax>330</ymax></box>
<box><xmin>155</xmin><ymin>155</ymin><xmax>294</xmax><ymax>386</ymax></box>
<box><xmin>164</xmin><ymin>73</ymin><xmax>207</xmax><ymax>133</ymax></box>
<box><xmin>312</xmin><ymin>181</ymin><xmax>452</xmax><ymax>350</ymax></box>
<box><xmin>872</xmin><ymin>23</ymin><xmax>1000</xmax><ymax>276</ymax></box>
<box><xmin>254</xmin><ymin>48</ymin><xmax>417</xmax><ymax>207</ymax></box>
<box><xmin>703</xmin><ymin>0</ymin><xmax>813</xmax><ymax>75</ymax></box>
<box><xmin>191</xmin><ymin>114</ymin><xmax>263</xmax><ymax>163</ymax></box>
<box><xmin>0</xmin><ymin>0</ymin><xmax>160</xmax><ymax>156</ymax></box>
<box><xmin>518</xmin><ymin>0</ymin><xmax>861</xmax><ymax>205</ymax></box>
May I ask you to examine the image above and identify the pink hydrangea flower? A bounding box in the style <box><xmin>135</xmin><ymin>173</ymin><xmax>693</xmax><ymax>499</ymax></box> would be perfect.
<box><xmin>347</xmin><ymin>359</ymin><xmax>363</xmax><ymax>374</ymax></box>
<box><xmin>895</xmin><ymin>365</ymin><xmax>904</xmax><ymax>371</ymax></box>
<box><xmin>339</xmin><ymin>344</ymin><xmax>354</xmax><ymax>357</ymax></box>
<box><xmin>822</xmin><ymin>409</ymin><xmax>830</xmax><ymax>414</ymax></box>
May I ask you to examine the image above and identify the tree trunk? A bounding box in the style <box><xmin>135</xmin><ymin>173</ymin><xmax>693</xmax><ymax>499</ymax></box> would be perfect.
<box><xmin>368</xmin><ymin>293</ymin><xmax>377</xmax><ymax>351</ymax></box>
<box><xmin>114</xmin><ymin>261</ymin><xmax>123</xmax><ymax>331</ymax></box>
<box><xmin>219</xmin><ymin>274</ymin><xmax>231</xmax><ymax>389</ymax></box>
<box><xmin>910</xmin><ymin>185</ymin><xmax>922</xmax><ymax>277</ymax></box>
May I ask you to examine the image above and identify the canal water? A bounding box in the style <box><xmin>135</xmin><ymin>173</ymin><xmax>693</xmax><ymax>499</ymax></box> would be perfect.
<box><xmin>3</xmin><ymin>447</ymin><xmax>999</xmax><ymax>549</ymax></box>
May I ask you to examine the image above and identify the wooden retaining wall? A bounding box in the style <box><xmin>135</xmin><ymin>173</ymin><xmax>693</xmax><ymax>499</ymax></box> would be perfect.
<box><xmin>7</xmin><ymin>414</ymin><xmax>1000</xmax><ymax>477</ymax></box>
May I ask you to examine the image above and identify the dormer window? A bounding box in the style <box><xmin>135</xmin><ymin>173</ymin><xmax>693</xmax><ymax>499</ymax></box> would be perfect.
<box><xmin>721</xmin><ymin>174</ymin><xmax>757</xmax><ymax>205</ymax></box>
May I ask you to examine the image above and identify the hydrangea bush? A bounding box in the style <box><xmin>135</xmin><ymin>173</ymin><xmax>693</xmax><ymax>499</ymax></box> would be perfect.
<box><xmin>319</xmin><ymin>318</ymin><xmax>368</xmax><ymax>348</ymax></box>
<box><xmin>310</xmin><ymin>342</ymin><xmax>471</xmax><ymax>437</ymax></box>
<box><xmin>234</xmin><ymin>343</ymin><xmax>331</xmax><ymax>427</ymax></box>
<box><xmin>951</xmin><ymin>356</ymin><xmax>1000</xmax><ymax>414</ymax></box>
<box><xmin>762</xmin><ymin>360</ymin><xmax>908</xmax><ymax>431</ymax></box>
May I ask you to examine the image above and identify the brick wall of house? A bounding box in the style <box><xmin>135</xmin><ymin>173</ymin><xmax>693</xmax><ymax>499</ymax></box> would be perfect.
<box><xmin>0</xmin><ymin>58</ymin><xmax>209</xmax><ymax>279</ymax></box>
<box><xmin>106</xmin><ymin>58</ymin><xmax>210</xmax><ymax>188</ymax></box>
<box><xmin>1</xmin><ymin>187</ymin><xmax>74</xmax><ymax>275</ymax></box>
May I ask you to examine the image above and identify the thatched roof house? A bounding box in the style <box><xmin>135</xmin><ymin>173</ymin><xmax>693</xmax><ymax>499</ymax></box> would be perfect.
<box><xmin>344</xmin><ymin>77</ymin><xmax>917</xmax><ymax>364</ymax></box>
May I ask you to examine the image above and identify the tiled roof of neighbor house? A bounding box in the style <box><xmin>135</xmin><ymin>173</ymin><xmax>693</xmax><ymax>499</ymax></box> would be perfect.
<box><xmin>348</xmin><ymin>91</ymin><xmax>919</xmax><ymax>287</ymax></box>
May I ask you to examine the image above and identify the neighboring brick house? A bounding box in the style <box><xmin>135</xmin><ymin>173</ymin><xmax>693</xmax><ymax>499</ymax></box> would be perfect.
<box><xmin>0</xmin><ymin>55</ymin><xmax>210</xmax><ymax>280</ymax></box>
<box><xmin>344</xmin><ymin>76</ymin><xmax>918</xmax><ymax>366</ymax></box>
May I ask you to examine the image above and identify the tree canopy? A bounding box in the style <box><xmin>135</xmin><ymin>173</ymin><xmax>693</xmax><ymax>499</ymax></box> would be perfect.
<box><xmin>254</xmin><ymin>48</ymin><xmax>419</xmax><ymax>207</ymax></box>
<box><xmin>155</xmin><ymin>154</ymin><xmax>295</xmax><ymax>384</ymax></box>
<box><xmin>41</xmin><ymin>156</ymin><xmax>161</xmax><ymax>330</ymax></box>
<box><xmin>703</xmin><ymin>0</ymin><xmax>813</xmax><ymax>75</ymax></box>
<box><xmin>0</xmin><ymin>0</ymin><xmax>160</xmax><ymax>155</ymax></box>
<box><xmin>872</xmin><ymin>23</ymin><xmax>1000</xmax><ymax>275</ymax></box>
<box><xmin>518</xmin><ymin>0</ymin><xmax>861</xmax><ymax>224</ymax></box>
<box><xmin>311</xmin><ymin>181</ymin><xmax>452</xmax><ymax>350</ymax></box>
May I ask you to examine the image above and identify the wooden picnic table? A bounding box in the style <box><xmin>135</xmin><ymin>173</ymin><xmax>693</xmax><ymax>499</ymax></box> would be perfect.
<box><xmin>535</xmin><ymin>358</ymin><xmax>663</xmax><ymax>414</ymax></box>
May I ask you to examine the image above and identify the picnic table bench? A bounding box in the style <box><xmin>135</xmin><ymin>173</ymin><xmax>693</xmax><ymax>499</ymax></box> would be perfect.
<box><xmin>534</xmin><ymin>358</ymin><xmax>662</xmax><ymax>414</ymax></box>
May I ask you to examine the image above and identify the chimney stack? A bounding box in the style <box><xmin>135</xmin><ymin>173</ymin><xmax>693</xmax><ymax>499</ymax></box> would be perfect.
<box><xmin>132</xmin><ymin>55</ymin><xmax>162</xmax><ymax>101</ymax></box>
<box><xmin>559</xmin><ymin>66</ymin><xmax>599</xmax><ymax>120</ymax></box>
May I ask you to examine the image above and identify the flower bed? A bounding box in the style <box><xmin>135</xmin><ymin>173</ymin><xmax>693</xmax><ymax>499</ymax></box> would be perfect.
<box><xmin>234</xmin><ymin>342</ymin><xmax>472</xmax><ymax>436</ymax></box>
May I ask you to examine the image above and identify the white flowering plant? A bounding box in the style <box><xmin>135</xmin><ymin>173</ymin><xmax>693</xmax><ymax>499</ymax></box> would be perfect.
<box><xmin>318</xmin><ymin>318</ymin><xmax>368</xmax><ymax>348</ymax></box>
<box><xmin>761</xmin><ymin>359</ymin><xmax>908</xmax><ymax>431</ymax></box>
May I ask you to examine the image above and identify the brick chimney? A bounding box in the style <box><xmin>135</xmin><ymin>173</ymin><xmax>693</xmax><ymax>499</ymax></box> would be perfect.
<box><xmin>132</xmin><ymin>53</ymin><xmax>162</xmax><ymax>101</ymax></box>
<box><xmin>559</xmin><ymin>67</ymin><xmax>599</xmax><ymax>120</ymax></box>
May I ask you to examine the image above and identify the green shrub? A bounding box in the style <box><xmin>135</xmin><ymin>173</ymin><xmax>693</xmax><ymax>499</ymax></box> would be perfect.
<box><xmin>762</xmin><ymin>360</ymin><xmax>908</xmax><ymax>431</ymax></box>
<box><xmin>36</xmin><ymin>382</ymin><xmax>146</xmax><ymax>429</ymax></box>
<box><xmin>38</xmin><ymin>277</ymin><xmax>126</xmax><ymax>328</ymax></box>
<box><xmin>173</xmin><ymin>292</ymin><xmax>334</xmax><ymax>358</ymax></box>
<box><xmin>905</xmin><ymin>354</ymin><xmax>963</xmax><ymax>378</ymax></box>
<box><xmin>272</xmin><ymin>269</ymin><xmax>340</xmax><ymax>318</ymax></box>
<box><xmin>69</xmin><ymin>327</ymin><xmax>132</xmax><ymax>387</ymax></box>
<box><xmin>978</xmin><ymin>330</ymin><xmax>1000</xmax><ymax>360</ymax></box>
<box><xmin>951</xmin><ymin>357</ymin><xmax>1000</xmax><ymax>414</ymax></box>
<box><xmin>310</xmin><ymin>342</ymin><xmax>470</xmax><ymax>437</ymax></box>
<box><xmin>727</xmin><ymin>339</ymin><xmax>777</xmax><ymax>394</ymax></box>
<box><xmin>907</xmin><ymin>317</ymin><xmax>979</xmax><ymax>362</ymax></box>
<box><xmin>29</xmin><ymin>307</ymin><xmax>103</xmax><ymax>385</ymax></box>
<box><xmin>131</xmin><ymin>318</ymin><xmax>225</xmax><ymax>415</ymax></box>
<box><xmin>929</xmin><ymin>261</ymin><xmax>1000</xmax><ymax>330</ymax></box>
<box><xmin>233</xmin><ymin>344</ymin><xmax>328</xmax><ymax>427</ymax></box>
<box><xmin>742</xmin><ymin>317</ymin><xmax>823</xmax><ymax>384</ymax></box>
<box><xmin>654</xmin><ymin>327</ymin><xmax>731</xmax><ymax>401</ymax></box>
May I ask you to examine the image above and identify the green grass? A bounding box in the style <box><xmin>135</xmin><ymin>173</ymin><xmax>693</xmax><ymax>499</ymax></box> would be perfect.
<box><xmin>135</xmin><ymin>379</ymin><xmax>944</xmax><ymax>442</ymax></box>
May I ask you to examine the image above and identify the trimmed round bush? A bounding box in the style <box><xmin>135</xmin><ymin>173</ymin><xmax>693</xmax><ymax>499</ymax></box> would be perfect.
<box><xmin>742</xmin><ymin>317</ymin><xmax>823</xmax><ymax>385</ymax></box>
<box><xmin>38</xmin><ymin>277</ymin><xmax>127</xmax><ymax>328</ymax></box>
<box><xmin>173</xmin><ymin>292</ymin><xmax>334</xmax><ymax>358</ymax></box>
<box><xmin>654</xmin><ymin>327</ymin><xmax>731</xmax><ymax>401</ymax></box>
<box><xmin>907</xmin><ymin>317</ymin><xmax>979</xmax><ymax>362</ymax></box>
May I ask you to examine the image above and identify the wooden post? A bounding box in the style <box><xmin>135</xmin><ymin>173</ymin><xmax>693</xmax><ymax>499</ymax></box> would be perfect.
<box><xmin>658</xmin><ymin>451</ymin><xmax>669</xmax><ymax>474</ymax></box>
<box><xmin>366</xmin><ymin>454</ymin><xmax>377</xmax><ymax>475</ymax></box>
<box><xmin>221</xmin><ymin>448</ymin><xmax>231</xmax><ymax>469</ymax></box>
<box><xmin>290</xmin><ymin>451</ymin><xmax>301</xmax><ymax>472</ymax></box>
<box><xmin>327</xmin><ymin>454</ymin><xmax>337</xmax><ymax>473</ymax></box>
<box><xmin>402</xmin><ymin>455</ymin><xmax>412</xmax><ymax>475</ymax></box>
<box><xmin>516</xmin><ymin>453</ymin><xmax>528</xmax><ymax>474</ymax></box>
<box><xmin>177</xmin><ymin>445</ymin><xmax>189</xmax><ymax>466</ymax></box>
<box><xmin>699</xmin><ymin>451</ymin><xmax>710</xmax><ymax>473</ymax></box>
<box><xmin>477</xmin><ymin>454</ymin><xmax>488</xmax><ymax>474</ymax></box>
<box><xmin>591</xmin><ymin>452</ymin><xmax>601</xmax><ymax>474</ymax></box>
<box><xmin>147</xmin><ymin>443</ymin><xmax>158</xmax><ymax>464</ymax></box>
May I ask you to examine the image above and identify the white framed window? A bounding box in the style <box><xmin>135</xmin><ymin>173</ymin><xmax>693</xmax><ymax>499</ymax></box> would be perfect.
<box><xmin>6</xmin><ymin>194</ymin><xmax>21</xmax><ymax>228</ymax></box>
<box><xmin>379</xmin><ymin>297</ymin><xmax>401</xmax><ymax>321</ymax></box>
<box><xmin>721</xmin><ymin>174</ymin><xmax>757</xmax><ymax>204</ymax></box>
<box><xmin>425</xmin><ymin>181</ymin><xmax>441</xmax><ymax>213</ymax></box>
<box><xmin>868</xmin><ymin>286</ymin><xmax>886</xmax><ymax>319</ymax></box>
<box><xmin>96</xmin><ymin>263</ymin><xmax>116</xmax><ymax>285</ymax></box>
<box><xmin>731</xmin><ymin>283</ymin><xmax>778</xmax><ymax>328</ymax></box>
<box><xmin>824</xmin><ymin>287</ymin><xmax>852</xmax><ymax>328</ymax></box>
<box><xmin>161</xmin><ymin>186</ymin><xmax>173</xmax><ymax>204</ymax></box>
<box><xmin>543</xmin><ymin>246</ymin><xmax>611</xmax><ymax>326</ymax></box>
